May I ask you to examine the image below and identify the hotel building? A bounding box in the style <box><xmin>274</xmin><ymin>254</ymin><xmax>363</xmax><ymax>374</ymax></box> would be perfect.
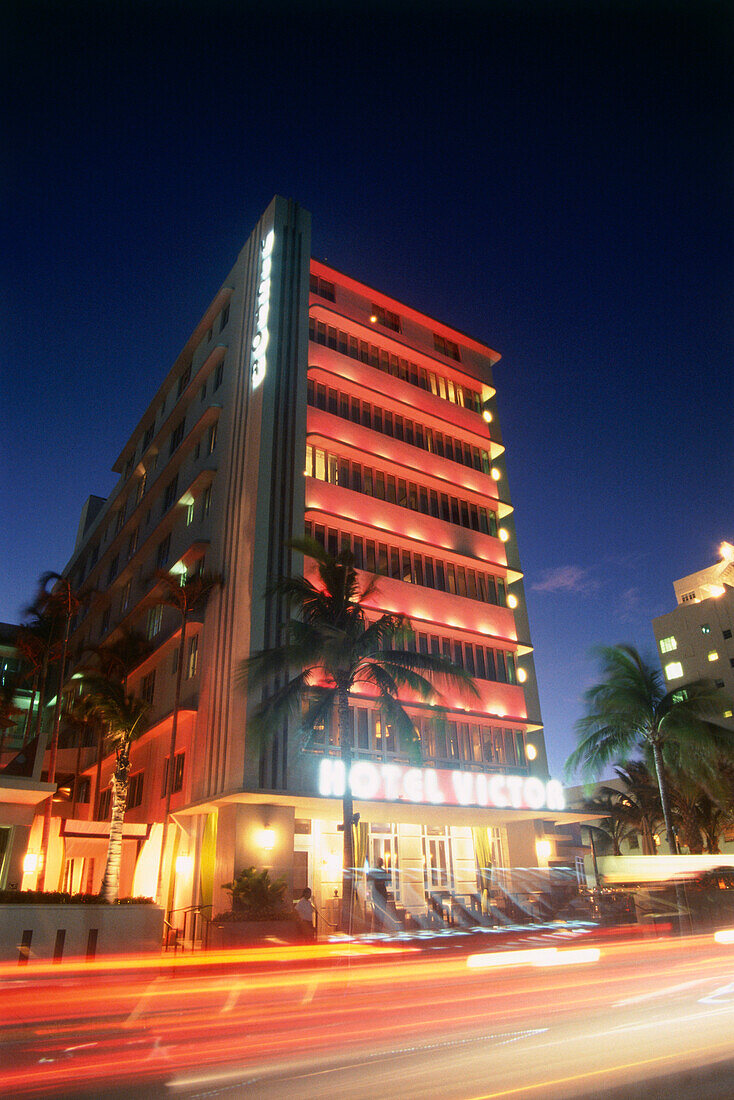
<box><xmin>653</xmin><ymin>543</ymin><xmax>734</xmax><ymax>732</ymax></box>
<box><xmin>10</xmin><ymin>197</ymin><xmax>580</xmax><ymax>924</ymax></box>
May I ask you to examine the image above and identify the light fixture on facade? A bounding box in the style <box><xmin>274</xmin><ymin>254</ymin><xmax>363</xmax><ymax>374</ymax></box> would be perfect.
<box><xmin>525</xmin><ymin>743</ymin><xmax>537</xmax><ymax>761</ymax></box>
<box><xmin>482</xmin><ymin>410</ymin><xmax>492</xmax><ymax>424</ymax></box>
<box><xmin>258</xmin><ymin>828</ymin><xmax>276</xmax><ymax>850</ymax></box>
<box><xmin>490</xmin><ymin>468</ymin><xmax>501</xmax><ymax>481</ymax></box>
<box><xmin>507</xmin><ymin>594</ymin><xmax>518</xmax><ymax>609</ymax></box>
<box><xmin>535</xmin><ymin>839</ymin><xmax>552</xmax><ymax>862</ymax></box>
<box><xmin>23</xmin><ymin>852</ymin><xmax>39</xmax><ymax>875</ymax></box>
<box><xmin>369</xmin><ymin>314</ymin><xmax>378</xmax><ymax>323</ymax></box>
<box><xmin>517</xmin><ymin>668</ymin><xmax>527</xmax><ymax>683</ymax></box>
<box><xmin>498</xmin><ymin>528</ymin><xmax>509</xmax><ymax>542</ymax></box>
<box><xmin>175</xmin><ymin>854</ymin><xmax>193</xmax><ymax>876</ymax></box>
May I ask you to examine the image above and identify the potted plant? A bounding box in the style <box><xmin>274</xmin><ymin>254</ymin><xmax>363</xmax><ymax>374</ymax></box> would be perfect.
<box><xmin>207</xmin><ymin>867</ymin><xmax>301</xmax><ymax>948</ymax></box>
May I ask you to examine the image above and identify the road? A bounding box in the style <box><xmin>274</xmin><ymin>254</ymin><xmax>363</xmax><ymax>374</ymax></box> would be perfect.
<box><xmin>4</xmin><ymin>929</ymin><xmax>734</xmax><ymax>1098</ymax></box>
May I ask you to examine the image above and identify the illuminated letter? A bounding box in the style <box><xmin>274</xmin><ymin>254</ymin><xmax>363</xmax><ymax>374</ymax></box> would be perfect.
<box><xmin>475</xmin><ymin>773</ymin><xmax>489</xmax><ymax>806</ymax></box>
<box><xmin>403</xmin><ymin>768</ymin><xmax>424</xmax><ymax>802</ymax></box>
<box><xmin>489</xmin><ymin>774</ymin><xmax>509</xmax><ymax>808</ymax></box>
<box><xmin>261</xmin><ymin>229</ymin><xmax>275</xmax><ymax>259</ymax></box>
<box><xmin>381</xmin><ymin>764</ymin><xmax>401</xmax><ymax>802</ymax></box>
<box><xmin>350</xmin><ymin>761</ymin><xmax>380</xmax><ymax>800</ymax></box>
<box><xmin>545</xmin><ymin>779</ymin><xmax>565</xmax><ymax>811</ymax></box>
<box><xmin>424</xmin><ymin>769</ymin><xmax>444</xmax><ymax>804</ymax></box>
<box><xmin>506</xmin><ymin>775</ymin><xmax>523</xmax><ymax>808</ymax></box>
<box><xmin>319</xmin><ymin>758</ymin><xmax>345</xmax><ymax>797</ymax></box>
<box><xmin>522</xmin><ymin>777</ymin><xmax>547</xmax><ymax>811</ymax></box>
<box><xmin>451</xmin><ymin>771</ymin><xmax>474</xmax><ymax>806</ymax></box>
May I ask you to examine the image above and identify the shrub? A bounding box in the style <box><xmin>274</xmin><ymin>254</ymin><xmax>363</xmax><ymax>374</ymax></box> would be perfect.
<box><xmin>222</xmin><ymin>867</ymin><xmax>289</xmax><ymax>921</ymax></box>
<box><xmin>0</xmin><ymin>890</ymin><xmax>155</xmax><ymax>905</ymax></box>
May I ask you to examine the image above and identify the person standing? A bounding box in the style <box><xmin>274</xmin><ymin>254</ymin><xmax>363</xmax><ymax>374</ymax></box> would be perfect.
<box><xmin>295</xmin><ymin>887</ymin><xmax>315</xmax><ymax>942</ymax></box>
<box><xmin>367</xmin><ymin>858</ymin><xmax>390</xmax><ymax>931</ymax></box>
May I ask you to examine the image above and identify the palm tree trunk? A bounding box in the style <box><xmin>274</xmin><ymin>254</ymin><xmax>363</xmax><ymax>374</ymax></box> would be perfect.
<box><xmin>31</xmin><ymin>644</ymin><xmax>51</xmax><ymax>780</ymax></box>
<box><xmin>94</xmin><ymin>723</ymin><xmax>104</xmax><ymax>818</ymax></box>
<box><xmin>650</xmin><ymin>741</ymin><xmax>678</xmax><ymax>855</ymax></box>
<box><xmin>650</xmin><ymin>739</ymin><xmax>689</xmax><ymax>935</ymax></box>
<box><xmin>99</xmin><ymin>748</ymin><xmax>130</xmax><ymax>903</ymax></box>
<box><xmin>338</xmin><ymin>684</ymin><xmax>355</xmax><ymax>933</ymax></box>
<box><xmin>37</xmin><ymin>611</ymin><xmax>72</xmax><ymax>889</ymax></box>
<box><xmin>23</xmin><ymin>675</ymin><xmax>38</xmax><ymax>746</ymax></box>
<box><xmin>155</xmin><ymin>612</ymin><xmax>187</xmax><ymax>904</ymax></box>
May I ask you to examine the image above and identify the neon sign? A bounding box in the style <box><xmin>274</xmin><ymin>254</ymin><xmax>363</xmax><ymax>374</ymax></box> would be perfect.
<box><xmin>318</xmin><ymin>759</ymin><xmax>565</xmax><ymax>812</ymax></box>
<box><xmin>251</xmin><ymin>229</ymin><xmax>275</xmax><ymax>389</ymax></box>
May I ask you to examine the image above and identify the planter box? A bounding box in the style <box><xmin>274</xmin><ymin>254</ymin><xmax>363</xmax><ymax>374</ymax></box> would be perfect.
<box><xmin>206</xmin><ymin>917</ymin><xmax>302</xmax><ymax>949</ymax></box>
<box><xmin>0</xmin><ymin>904</ymin><xmax>164</xmax><ymax>964</ymax></box>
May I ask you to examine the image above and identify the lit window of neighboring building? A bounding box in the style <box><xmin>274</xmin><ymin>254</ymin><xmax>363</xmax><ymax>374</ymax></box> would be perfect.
<box><xmin>186</xmin><ymin>501</ymin><xmax>194</xmax><ymax>526</ymax></box>
<box><xmin>310</xmin><ymin>273</ymin><xmax>336</xmax><ymax>301</ymax></box>
<box><xmin>707</xmin><ymin>651</ymin><xmax>719</xmax><ymax>662</ymax></box>
<box><xmin>207</xmin><ymin>422</ymin><xmax>218</xmax><ymax>454</ymax></box>
<box><xmin>371</xmin><ymin>304</ymin><xmax>401</xmax><ymax>332</ymax></box>
<box><xmin>659</xmin><ymin>636</ymin><xmax>677</xmax><ymax>654</ymax></box>
<box><xmin>433</xmin><ymin>333</ymin><xmax>461</xmax><ymax>361</ymax></box>
<box><xmin>186</xmin><ymin>635</ymin><xmax>198</xmax><ymax>679</ymax></box>
<box><xmin>681</xmin><ymin>591</ymin><xmax>696</xmax><ymax>603</ymax></box>
<box><xmin>141</xmin><ymin>670</ymin><xmax>156</xmax><ymax>704</ymax></box>
<box><xmin>701</xmin><ymin>623</ymin><xmax>711</xmax><ymax>634</ymax></box>
<box><xmin>146</xmin><ymin>605</ymin><xmax>162</xmax><ymax>639</ymax></box>
<box><xmin>202</xmin><ymin>485</ymin><xmax>212</xmax><ymax>518</ymax></box>
<box><xmin>664</xmin><ymin>661</ymin><xmax>683</xmax><ymax>680</ymax></box>
<box><xmin>121</xmin><ymin>579</ymin><xmax>132</xmax><ymax>614</ymax></box>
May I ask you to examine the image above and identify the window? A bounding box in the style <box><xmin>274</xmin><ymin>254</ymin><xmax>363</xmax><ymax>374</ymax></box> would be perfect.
<box><xmin>136</xmin><ymin>472</ymin><xmax>147</xmax><ymax>504</ymax></box>
<box><xmin>128</xmin><ymin>772</ymin><xmax>144</xmax><ymax>809</ymax></box>
<box><xmin>162</xmin><ymin>752</ymin><xmax>185</xmax><ymax>797</ymax></box>
<box><xmin>186</xmin><ymin>635</ymin><xmax>198</xmax><ymax>679</ymax></box>
<box><xmin>115</xmin><ymin>506</ymin><xmax>126</xmax><ymax>534</ymax></box>
<box><xmin>142</xmin><ymin>422</ymin><xmax>155</xmax><ymax>452</ymax></box>
<box><xmin>659</xmin><ymin>636</ymin><xmax>677</xmax><ymax>654</ymax></box>
<box><xmin>214</xmin><ymin>360</ymin><xmax>224</xmax><ymax>390</ymax></box>
<box><xmin>701</xmin><ymin>623</ymin><xmax>711</xmax><ymax>634</ymax></box>
<box><xmin>120</xmin><ymin>579</ymin><xmax>132</xmax><ymax>614</ymax></box>
<box><xmin>207</xmin><ymin>422</ymin><xmax>218</xmax><ymax>454</ymax></box>
<box><xmin>177</xmin><ymin>365</ymin><xmax>191</xmax><ymax>398</ymax></box>
<box><xmin>100</xmin><ymin>608</ymin><xmax>110</xmax><ymax>637</ymax></box>
<box><xmin>163</xmin><ymin>476</ymin><xmax>179</xmax><ymax>513</ymax></box>
<box><xmin>186</xmin><ymin>501</ymin><xmax>195</xmax><ymax>526</ymax></box>
<box><xmin>75</xmin><ymin>777</ymin><xmax>90</xmax><ymax>804</ymax></box>
<box><xmin>169</xmin><ymin>419</ymin><xmax>185</xmax><ymax>456</ymax></box>
<box><xmin>146</xmin><ymin>604</ymin><xmax>162</xmax><ymax>639</ymax></box>
<box><xmin>107</xmin><ymin>555</ymin><xmax>119</xmax><ymax>584</ymax></box>
<box><xmin>99</xmin><ymin>788</ymin><xmax>112</xmax><ymax>819</ymax></box>
<box><xmin>310</xmin><ymin>273</ymin><xmax>336</xmax><ymax>301</ymax></box>
<box><xmin>206</xmin><ymin>327</ymin><xmax>213</xmax><ymax>342</ymax></box>
<box><xmin>219</xmin><ymin>304</ymin><xmax>230</xmax><ymax>330</ymax></box>
<box><xmin>433</xmin><ymin>333</ymin><xmax>461</xmax><ymax>361</ymax></box>
<box><xmin>723</xmin><ymin>629</ymin><xmax>732</xmax><ymax>640</ymax></box>
<box><xmin>664</xmin><ymin>661</ymin><xmax>683</xmax><ymax>680</ymax></box>
<box><xmin>171</xmin><ymin>647</ymin><xmax>179</xmax><ymax>675</ymax></box>
<box><xmin>127</xmin><ymin>527</ymin><xmax>139</xmax><ymax>560</ymax></box>
<box><xmin>141</xmin><ymin>670</ymin><xmax>156</xmax><ymax>704</ymax></box>
<box><xmin>708</xmin><ymin>651</ymin><xmax>719</xmax><ymax>662</ymax></box>
<box><xmin>681</xmin><ymin>591</ymin><xmax>697</xmax><ymax>603</ymax></box>
<box><xmin>202</xmin><ymin>484</ymin><xmax>212</xmax><ymax>518</ymax></box>
<box><xmin>156</xmin><ymin>534</ymin><xmax>171</xmax><ymax>569</ymax></box>
<box><xmin>371</xmin><ymin>304</ymin><xmax>401</xmax><ymax>332</ymax></box>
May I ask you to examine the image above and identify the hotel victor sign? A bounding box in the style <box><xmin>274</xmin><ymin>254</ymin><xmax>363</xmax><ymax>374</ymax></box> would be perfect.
<box><xmin>318</xmin><ymin>759</ymin><xmax>565</xmax><ymax>812</ymax></box>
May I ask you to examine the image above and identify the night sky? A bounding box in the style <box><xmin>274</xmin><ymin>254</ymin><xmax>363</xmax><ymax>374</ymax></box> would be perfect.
<box><xmin>3</xmin><ymin>1</ymin><xmax>732</xmax><ymax>779</ymax></box>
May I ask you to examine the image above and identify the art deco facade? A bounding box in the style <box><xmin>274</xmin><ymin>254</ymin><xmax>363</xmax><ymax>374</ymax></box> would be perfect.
<box><xmin>10</xmin><ymin>197</ymin><xmax>577</xmax><ymax>922</ymax></box>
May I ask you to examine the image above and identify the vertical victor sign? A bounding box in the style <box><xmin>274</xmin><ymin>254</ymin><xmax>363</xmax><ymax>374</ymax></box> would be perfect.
<box><xmin>251</xmin><ymin>229</ymin><xmax>275</xmax><ymax>389</ymax></box>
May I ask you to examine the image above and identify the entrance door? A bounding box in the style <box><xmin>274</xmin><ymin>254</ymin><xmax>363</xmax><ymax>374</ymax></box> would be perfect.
<box><xmin>422</xmin><ymin>827</ymin><xmax>452</xmax><ymax>891</ymax></box>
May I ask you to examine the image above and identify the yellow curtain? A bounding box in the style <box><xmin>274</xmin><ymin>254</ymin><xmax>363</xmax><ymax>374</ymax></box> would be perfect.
<box><xmin>199</xmin><ymin>812</ymin><xmax>218</xmax><ymax>916</ymax></box>
<box><xmin>472</xmin><ymin>826</ymin><xmax>493</xmax><ymax>893</ymax></box>
<box><xmin>352</xmin><ymin>820</ymin><xmax>368</xmax><ymax>872</ymax></box>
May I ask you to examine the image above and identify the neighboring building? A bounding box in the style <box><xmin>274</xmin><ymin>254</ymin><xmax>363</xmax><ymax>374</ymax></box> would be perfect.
<box><xmin>653</xmin><ymin>542</ymin><xmax>734</xmax><ymax>730</ymax></box>
<box><xmin>12</xmin><ymin>196</ymin><xmax>584</xmax><ymax>923</ymax></box>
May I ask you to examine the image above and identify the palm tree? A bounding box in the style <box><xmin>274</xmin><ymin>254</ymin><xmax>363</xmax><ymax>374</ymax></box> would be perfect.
<box><xmin>32</xmin><ymin>574</ymin><xmax>82</xmax><ymax>889</ymax></box>
<box><xmin>239</xmin><ymin>537</ymin><xmax>476</xmax><ymax>932</ymax></box>
<box><xmin>580</xmin><ymin>789</ymin><xmax>637</xmax><ymax>856</ymax></box>
<box><xmin>611</xmin><ymin>762</ymin><xmax>661</xmax><ymax>854</ymax></box>
<box><xmin>151</xmin><ymin>569</ymin><xmax>220</xmax><ymax>903</ymax></box>
<box><xmin>566</xmin><ymin>645</ymin><xmax>733</xmax><ymax>857</ymax></box>
<box><xmin>78</xmin><ymin>678</ymin><xmax>149</xmax><ymax>902</ymax></box>
<box><xmin>14</xmin><ymin>622</ymin><xmax>47</xmax><ymax>747</ymax></box>
<box><xmin>78</xmin><ymin>628</ymin><xmax>153</xmax><ymax>816</ymax></box>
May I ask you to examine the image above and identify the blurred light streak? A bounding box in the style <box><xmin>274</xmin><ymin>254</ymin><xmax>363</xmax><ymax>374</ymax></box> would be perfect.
<box><xmin>714</xmin><ymin>928</ymin><xmax>734</xmax><ymax>944</ymax></box>
<box><xmin>467</xmin><ymin>946</ymin><xmax>600</xmax><ymax>970</ymax></box>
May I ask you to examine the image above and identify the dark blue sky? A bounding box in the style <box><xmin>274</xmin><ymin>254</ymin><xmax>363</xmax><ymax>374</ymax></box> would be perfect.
<box><xmin>3</xmin><ymin>1</ymin><xmax>732</xmax><ymax>778</ymax></box>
